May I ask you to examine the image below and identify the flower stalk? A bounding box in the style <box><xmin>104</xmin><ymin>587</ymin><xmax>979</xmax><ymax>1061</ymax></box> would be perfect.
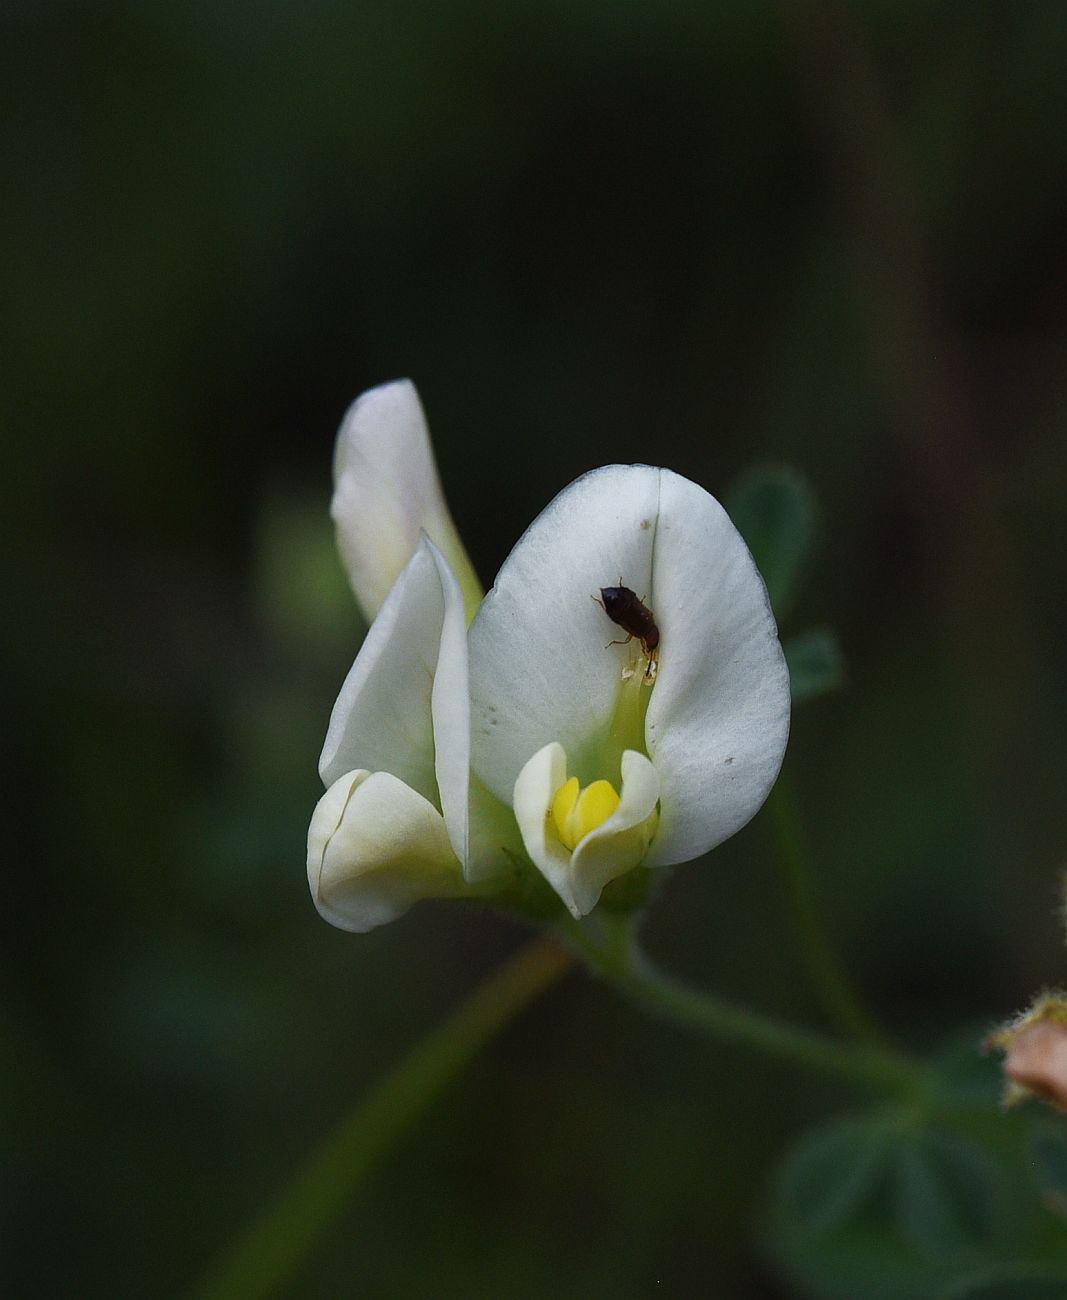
<box><xmin>768</xmin><ymin>773</ymin><xmax>891</xmax><ymax>1049</ymax></box>
<box><xmin>190</xmin><ymin>936</ymin><xmax>574</xmax><ymax>1300</ymax></box>
<box><xmin>193</xmin><ymin>925</ymin><xmax>926</xmax><ymax>1300</ymax></box>
<box><xmin>556</xmin><ymin>913</ymin><xmax>924</xmax><ymax>1099</ymax></box>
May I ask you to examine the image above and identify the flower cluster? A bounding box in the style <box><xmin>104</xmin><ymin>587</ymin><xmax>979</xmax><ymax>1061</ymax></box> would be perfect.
<box><xmin>307</xmin><ymin>381</ymin><xmax>791</xmax><ymax>931</ymax></box>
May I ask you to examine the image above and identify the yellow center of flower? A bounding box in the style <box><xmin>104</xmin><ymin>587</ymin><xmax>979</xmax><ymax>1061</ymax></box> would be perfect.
<box><xmin>550</xmin><ymin>776</ymin><xmax>621</xmax><ymax>851</ymax></box>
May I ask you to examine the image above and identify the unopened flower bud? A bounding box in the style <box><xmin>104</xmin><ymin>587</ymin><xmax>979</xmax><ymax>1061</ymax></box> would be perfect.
<box><xmin>987</xmin><ymin>993</ymin><xmax>1067</xmax><ymax>1111</ymax></box>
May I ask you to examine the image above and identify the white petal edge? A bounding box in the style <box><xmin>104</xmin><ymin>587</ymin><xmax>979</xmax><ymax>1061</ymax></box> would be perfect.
<box><xmin>470</xmin><ymin>465</ymin><xmax>661</xmax><ymax>801</ymax></box>
<box><xmin>512</xmin><ymin>742</ymin><xmax>577</xmax><ymax>916</ymax></box>
<box><xmin>307</xmin><ymin>769</ymin><xmax>465</xmax><ymax>932</ymax></box>
<box><xmin>318</xmin><ymin>536</ymin><xmax>470</xmax><ymax>870</ymax></box>
<box><xmin>331</xmin><ymin>379</ymin><xmax>482</xmax><ymax>623</ymax></box>
<box><xmin>429</xmin><ymin>541</ymin><xmax>472</xmax><ymax>871</ymax></box>
<box><xmin>643</xmin><ymin>471</ymin><xmax>790</xmax><ymax>866</ymax></box>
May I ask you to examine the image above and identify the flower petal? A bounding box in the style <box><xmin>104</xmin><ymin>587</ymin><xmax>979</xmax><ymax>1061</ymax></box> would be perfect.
<box><xmin>319</xmin><ymin>536</ymin><xmax>470</xmax><ymax>868</ymax></box>
<box><xmin>569</xmin><ymin>748</ymin><xmax>660</xmax><ymax>914</ymax></box>
<box><xmin>512</xmin><ymin>744</ymin><xmax>660</xmax><ymax>918</ymax></box>
<box><xmin>331</xmin><ymin>379</ymin><xmax>482</xmax><ymax>623</ymax></box>
<box><xmin>470</xmin><ymin>465</ymin><xmax>661</xmax><ymax>799</ymax></box>
<box><xmin>644</xmin><ymin>471</ymin><xmax>790</xmax><ymax>865</ymax></box>
<box><xmin>470</xmin><ymin>463</ymin><xmax>788</xmax><ymax>871</ymax></box>
<box><xmin>512</xmin><ymin>742</ymin><xmax>577</xmax><ymax>916</ymax></box>
<box><xmin>308</xmin><ymin>769</ymin><xmax>465</xmax><ymax>932</ymax></box>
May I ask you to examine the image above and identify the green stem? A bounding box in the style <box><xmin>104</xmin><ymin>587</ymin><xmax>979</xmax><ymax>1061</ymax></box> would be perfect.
<box><xmin>620</xmin><ymin>948</ymin><xmax>920</xmax><ymax>1095</ymax></box>
<box><xmin>192</xmin><ymin>884</ymin><xmax>923</xmax><ymax>1300</ymax></box>
<box><xmin>189</xmin><ymin>935</ymin><xmax>573</xmax><ymax>1300</ymax></box>
<box><xmin>560</xmin><ymin>915</ymin><xmax>923</xmax><ymax>1098</ymax></box>
<box><xmin>769</xmin><ymin>773</ymin><xmax>889</xmax><ymax>1048</ymax></box>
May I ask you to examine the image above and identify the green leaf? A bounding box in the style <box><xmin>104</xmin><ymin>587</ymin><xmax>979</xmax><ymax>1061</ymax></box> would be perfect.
<box><xmin>939</xmin><ymin>1274</ymin><xmax>1067</xmax><ymax>1300</ymax></box>
<box><xmin>785</xmin><ymin>626</ymin><xmax>846</xmax><ymax>703</ymax></box>
<box><xmin>726</xmin><ymin>463</ymin><xmax>818</xmax><ymax>619</ymax></box>
<box><xmin>765</xmin><ymin>1111</ymin><xmax>1053</xmax><ymax>1300</ymax></box>
<box><xmin>894</xmin><ymin>1130</ymin><xmax>1007</xmax><ymax>1254</ymax></box>
<box><xmin>929</xmin><ymin>1029</ymin><xmax>1006</xmax><ymax>1109</ymax></box>
<box><xmin>765</xmin><ymin>1110</ymin><xmax>933</xmax><ymax>1300</ymax></box>
<box><xmin>774</xmin><ymin>1112</ymin><xmax>897</xmax><ymax>1236</ymax></box>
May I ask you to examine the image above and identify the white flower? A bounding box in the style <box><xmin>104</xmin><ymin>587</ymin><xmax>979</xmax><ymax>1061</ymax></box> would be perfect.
<box><xmin>308</xmin><ymin>384</ymin><xmax>517</xmax><ymax>932</ymax></box>
<box><xmin>468</xmin><ymin>465</ymin><xmax>791</xmax><ymax>918</ymax></box>
<box><xmin>307</xmin><ymin>535</ymin><xmax>473</xmax><ymax>931</ymax></box>
<box><xmin>309</xmin><ymin>381</ymin><xmax>791</xmax><ymax>931</ymax></box>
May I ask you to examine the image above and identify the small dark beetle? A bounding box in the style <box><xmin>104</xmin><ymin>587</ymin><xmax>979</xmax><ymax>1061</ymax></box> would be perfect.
<box><xmin>594</xmin><ymin>585</ymin><xmax>660</xmax><ymax>660</ymax></box>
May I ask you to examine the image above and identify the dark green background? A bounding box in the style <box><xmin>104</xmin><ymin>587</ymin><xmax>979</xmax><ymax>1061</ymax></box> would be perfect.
<box><xmin>5</xmin><ymin>2</ymin><xmax>1067</xmax><ymax>1296</ymax></box>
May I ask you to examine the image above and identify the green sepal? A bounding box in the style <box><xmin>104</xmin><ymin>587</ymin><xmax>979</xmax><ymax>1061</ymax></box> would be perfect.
<box><xmin>490</xmin><ymin>848</ymin><xmax>571</xmax><ymax>923</ymax></box>
<box><xmin>597</xmin><ymin>865</ymin><xmax>660</xmax><ymax>915</ymax></box>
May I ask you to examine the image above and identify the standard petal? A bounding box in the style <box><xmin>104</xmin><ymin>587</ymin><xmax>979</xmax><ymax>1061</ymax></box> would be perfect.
<box><xmin>570</xmin><ymin>749</ymin><xmax>660</xmax><ymax>914</ymax></box>
<box><xmin>307</xmin><ymin>769</ymin><xmax>465</xmax><ymax>932</ymax></box>
<box><xmin>470</xmin><ymin>465</ymin><xmax>662</xmax><ymax>801</ymax></box>
<box><xmin>331</xmin><ymin>379</ymin><xmax>482</xmax><ymax>623</ymax></box>
<box><xmin>319</xmin><ymin>537</ymin><xmax>470</xmax><ymax>870</ymax></box>
<box><xmin>512</xmin><ymin>742</ymin><xmax>578</xmax><ymax>916</ymax></box>
<box><xmin>644</xmin><ymin>471</ymin><xmax>790</xmax><ymax>866</ymax></box>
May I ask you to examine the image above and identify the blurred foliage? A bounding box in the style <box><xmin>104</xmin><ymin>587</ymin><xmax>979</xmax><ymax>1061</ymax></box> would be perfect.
<box><xmin>784</xmin><ymin>628</ymin><xmax>846</xmax><ymax>704</ymax></box>
<box><xmin>765</xmin><ymin>1097</ymin><xmax>1067</xmax><ymax>1298</ymax></box>
<box><xmin>727</xmin><ymin>462</ymin><xmax>846</xmax><ymax>705</ymax></box>
<box><xmin>5</xmin><ymin>1</ymin><xmax>1067</xmax><ymax>1297</ymax></box>
<box><xmin>728</xmin><ymin>463</ymin><xmax>818</xmax><ymax>621</ymax></box>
